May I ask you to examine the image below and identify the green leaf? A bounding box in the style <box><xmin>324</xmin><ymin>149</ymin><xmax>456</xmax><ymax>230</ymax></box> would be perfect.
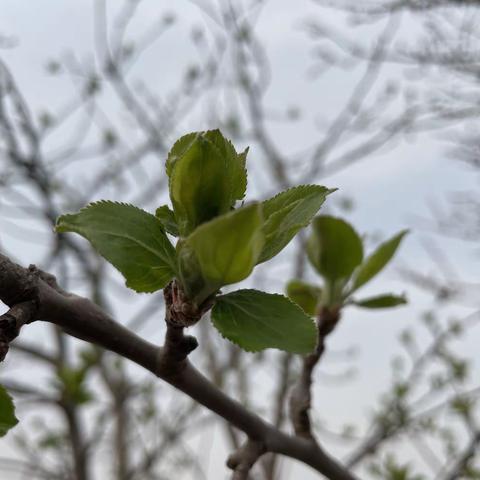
<box><xmin>307</xmin><ymin>216</ymin><xmax>363</xmax><ymax>282</ymax></box>
<box><xmin>203</xmin><ymin>129</ymin><xmax>247</xmax><ymax>203</ymax></box>
<box><xmin>351</xmin><ymin>230</ymin><xmax>408</xmax><ymax>292</ymax></box>
<box><xmin>155</xmin><ymin>205</ymin><xmax>179</xmax><ymax>236</ymax></box>
<box><xmin>211</xmin><ymin>289</ymin><xmax>317</xmax><ymax>354</ymax></box>
<box><xmin>165</xmin><ymin>132</ymin><xmax>197</xmax><ymax>177</ymax></box>
<box><xmin>0</xmin><ymin>385</ymin><xmax>18</xmax><ymax>437</ymax></box>
<box><xmin>56</xmin><ymin>201</ymin><xmax>177</xmax><ymax>293</ymax></box>
<box><xmin>286</xmin><ymin>279</ymin><xmax>322</xmax><ymax>316</ymax></box>
<box><xmin>167</xmin><ymin>130</ymin><xmax>248</xmax><ymax>235</ymax></box>
<box><xmin>181</xmin><ymin>203</ymin><xmax>264</xmax><ymax>294</ymax></box>
<box><xmin>353</xmin><ymin>294</ymin><xmax>407</xmax><ymax>309</ymax></box>
<box><xmin>176</xmin><ymin>239</ymin><xmax>210</xmax><ymax>304</ymax></box>
<box><xmin>258</xmin><ymin>185</ymin><xmax>333</xmax><ymax>263</ymax></box>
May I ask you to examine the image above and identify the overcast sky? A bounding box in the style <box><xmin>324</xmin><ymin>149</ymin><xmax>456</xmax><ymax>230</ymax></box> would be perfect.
<box><xmin>1</xmin><ymin>1</ymin><xmax>479</xmax><ymax>479</ymax></box>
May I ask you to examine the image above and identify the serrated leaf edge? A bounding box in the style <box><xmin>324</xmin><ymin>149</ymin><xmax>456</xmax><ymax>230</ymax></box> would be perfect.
<box><xmin>212</xmin><ymin>288</ymin><xmax>318</xmax><ymax>354</ymax></box>
<box><xmin>55</xmin><ymin>200</ymin><xmax>176</xmax><ymax>293</ymax></box>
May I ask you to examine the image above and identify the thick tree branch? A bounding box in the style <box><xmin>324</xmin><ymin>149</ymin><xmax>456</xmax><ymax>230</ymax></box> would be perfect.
<box><xmin>0</xmin><ymin>253</ymin><xmax>358</xmax><ymax>480</ymax></box>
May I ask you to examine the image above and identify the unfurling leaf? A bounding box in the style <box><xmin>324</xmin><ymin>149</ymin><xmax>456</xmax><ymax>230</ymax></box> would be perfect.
<box><xmin>352</xmin><ymin>230</ymin><xmax>408</xmax><ymax>292</ymax></box>
<box><xmin>258</xmin><ymin>185</ymin><xmax>333</xmax><ymax>263</ymax></box>
<box><xmin>0</xmin><ymin>385</ymin><xmax>18</xmax><ymax>437</ymax></box>
<box><xmin>307</xmin><ymin>216</ymin><xmax>363</xmax><ymax>282</ymax></box>
<box><xmin>203</xmin><ymin>129</ymin><xmax>247</xmax><ymax>203</ymax></box>
<box><xmin>165</xmin><ymin>132</ymin><xmax>198</xmax><ymax>177</ymax></box>
<box><xmin>353</xmin><ymin>294</ymin><xmax>407</xmax><ymax>309</ymax></box>
<box><xmin>155</xmin><ymin>205</ymin><xmax>179</xmax><ymax>236</ymax></box>
<box><xmin>179</xmin><ymin>203</ymin><xmax>264</xmax><ymax>300</ymax></box>
<box><xmin>167</xmin><ymin>130</ymin><xmax>248</xmax><ymax>235</ymax></box>
<box><xmin>176</xmin><ymin>239</ymin><xmax>209</xmax><ymax>304</ymax></box>
<box><xmin>286</xmin><ymin>279</ymin><xmax>322</xmax><ymax>316</ymax></box>
<box><xmin>211</xmin><ymin>289</ymin><xmax>317</xmax><ymax>354</ymax></box>
<box><xmin>56</xmin><ymin>202</ymin><xmax>176</xmax><ymax>292</ymax></box>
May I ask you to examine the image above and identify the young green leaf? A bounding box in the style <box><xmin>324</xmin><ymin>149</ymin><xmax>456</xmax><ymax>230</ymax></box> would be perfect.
<box><xmin>353</xmin><ymin>294</ymin><xmax>407</xmax><ymax>309</ymax></box>
<box><xmin>169</xmin><ymin>136</ymin><xmax>230</xmax><ymax>235</ymax></box>
<box><xmin>307</xmin><ymin>216</ymin><xmax>363</xmax><ymax>282</ymax></box>
<box><xmin>56</xmin><ymin>202</ymin><xmax>177</xmax><ymax>293</ymax></box>
<box><xmin>167</xmin><ymin>130</ymin><xmax>248</xmax><ymax>235</ymax></box>
<box><xmin>286</xmin><ymin>279</ymin><xmax>322</xmax><ymax>316</ymax></box>
<box><xmin>203</xmin><ymin>129</ymin><xmax>247</xmax><ymax>203</ymax></box>
<box><xmin>165</xmin><ymin>132</ymin><xmax>198</xmax><ymax>177</ymax></box>
<box><xmin>351</xmin><ymin>230</ymin><xmax>408</xmax><ymax>292</ymax></box>
<box><xmin>155</xmin><ymin>205</ymin><xmax>179</xmax><ymax>236</ymax></box>
<box><xmin>258</xmin><ymin>185</ymin><xmax>333</xmax><ymax>263</ymax></box>
<box><xmin>182</xmin><ymin>203</ymin><xmax>264</xmax><ymax>291</ymax></box>
<box><xmin>0</xmin><ymin>385</ymin><xmax>18</xmax><ymax>437</ymax></box>
<box><xmin>211</xmin><ymin>289</ymin><xmax>317</xmax><ymax>354</ymax></box>
<box><xmin>176</xmin><ymin>240</ymin><xmax>211</xmax><ymax>305</ymax></box>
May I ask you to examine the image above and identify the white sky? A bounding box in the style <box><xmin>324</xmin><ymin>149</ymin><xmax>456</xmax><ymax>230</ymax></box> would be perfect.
<box><xmin>0</xmin><ymin>1</ymin><xmax>479</xmax><ymax>479</ymax></box>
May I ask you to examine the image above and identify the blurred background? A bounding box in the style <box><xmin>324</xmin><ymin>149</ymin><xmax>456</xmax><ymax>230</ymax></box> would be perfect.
<box><xmin>0</xmin><ymin>0</ymin><xmax>479</xmax><ymax>478</ymax></box>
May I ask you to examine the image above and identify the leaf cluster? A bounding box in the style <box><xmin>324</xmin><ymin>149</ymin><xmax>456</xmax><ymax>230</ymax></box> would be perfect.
<box><xmin>287</xmin><ymin>216</ymin><xmax>408</xmax><ymax>316</ymax></box>
<box><xmin>56</xmin><ymin>130</ymin><xmax>332</xmax><ymax>354</ymax></box>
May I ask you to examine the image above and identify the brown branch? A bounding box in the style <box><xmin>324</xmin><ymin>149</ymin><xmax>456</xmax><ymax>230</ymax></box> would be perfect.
<box><xmin>0</xmin><ymin>301</ymin><xmax>37</xmax><ymax>361</ymax></box>
<box><xmin>262</xmin><ymin>352</ymin><xmax>293</xmax><ymax>480</ymax></box>
<box><xmin>51</xmin><ymin>323</ymin><xmax>91</xmax><ymax>480</ymax></box>
<box><xmin>0</xmin><ymin>253</ymin><xmax>358</xmax><ymax>480</ymax></box>
<box><xmin>0</xmin><ymin>260</ymin><xmax>40</xmax><ymax>360</ymax></box>
<box><xmin>227</xmin><ymin>439</ymin><xmax>266</xmax><ymax>480</ymax></box>
<box><xmin>61</xmin><ymin>402</ymin><xmax>90</xmax><ymax>480</ymax></box>
<box><xmin>289</xmin><ymin>307</ymin><xmax>341</xmax><ymax>438</ymax></box>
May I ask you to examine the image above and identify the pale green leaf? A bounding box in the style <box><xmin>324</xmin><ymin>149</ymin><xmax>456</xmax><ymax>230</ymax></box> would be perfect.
<box><xmin>182</xmin><ymin>203</ymin><xmax>264</xmax><ymax>292</ymax></box>
<box><xmin>56</xmin><ymin>202</ymin><xmax>176</xmax><ymax>292</ymax></box>
<box><xmin>211</xmin><ymin>289</ymin><xmax>317</xmax><ymax>353</ymax></box>
<box><xmin>176</xmin><ymin>239</ymin><xmax>210</xmax><ymax>305</ymax></box>
<box><xmin>351</xmin><ymin>230</ymin><xmax>408</xmax><ymax>292</ymax></box>
<box><xmin>203</xmin><ymin>129</ymin><xmax>247</xmax><ymax>203</ymax></box>
<box><xmin>155</xmin><ymin>205</ymin><xmax>179</xmax><ymax>236</ymax></box>
<box><xmin>258</xmin><ymin>185</ymin><xmax>333</xmax><ymax>263</ymax></box>
<box><xmin>169</xmin><ymin>135</ymin><xmax>230</xmax><ymax>235</ymax></box>
<box><xmin>167</xmin><ymin>130</ymin><xmax>248</xmax><ymax>235</ymax></box>
<box><xmin>307</xmin><ymin>216</ymin><xmax>363</xmax><ymax>282</ymax></box>
<box><xmin>165</xmin><ymin>132</ymin><xmax>197</xmax><ymax>177</ymax></box>
<box><xmin>353</xmin><ymin>294</ymin><xmax>407</xmax><ymax>309</ymax></box>
<box><xmin>0</xmin><ymin>385</ymin><xmax>18</xmax><ymax>437</ymax></box>
<box><xmin>286</xmin><ymin>279</ymin><xmax>322</xmax><ymax>316</ymax></box>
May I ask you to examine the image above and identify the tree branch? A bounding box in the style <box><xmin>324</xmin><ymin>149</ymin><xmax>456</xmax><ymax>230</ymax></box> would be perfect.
<box><xmin>227</xmin><ymin>439</ymin><xmax>266</xmax><ymax>480</ymax></box>
<box><xmin>290</xmin><ymin>307</ymin><xmax>341</xmax><ymax>438</ymax></box>
<box><xmin>0</xmin><ymin>253</ymin><xmax>358</xmax><ymax>480</ymax></box>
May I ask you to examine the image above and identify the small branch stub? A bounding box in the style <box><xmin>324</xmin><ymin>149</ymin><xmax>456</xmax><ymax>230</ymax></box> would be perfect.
<box><xmin>227</xmin><ymin>439</ymin><xmax>266</xmax><ymax>480</ymax></box>
<box><xmin>0</xmin><ymin>301</ymin><xmax>38</xmax><ymax>362</ymax></box>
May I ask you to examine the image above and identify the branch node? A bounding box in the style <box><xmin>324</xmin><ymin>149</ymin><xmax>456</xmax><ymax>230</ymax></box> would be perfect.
<box><xmin>0</xmin><ymin>300</ymin><xmax>38</xmax><ymax>362</ymax></box>
<box><xmin>164</xmin><ymin>280</ymin><xmax>213</xmax><ymax>328</ymax></box>
<box><xmin>227</xmin><ymin>439</ymin><xmax>266</xmax><ymax>480</ymax></box>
